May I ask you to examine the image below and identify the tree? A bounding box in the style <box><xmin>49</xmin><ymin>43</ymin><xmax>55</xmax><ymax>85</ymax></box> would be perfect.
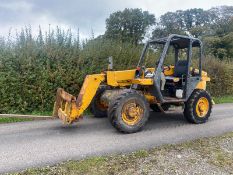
<box><xmin>208</xmin><ymin>6</ymin><xmax>233</xmax><ymax>36</ymax></box>
<box><xmin>105</xmin><ymin>8</ymin><xmax>155</xmax><ymax>44</ymax></box>
<box><xmin>152</xmin><ymin>8</ymin><xmax>217</xmax><ymax>38</ymax></box>
<box><xmin>204</xmin><ymin>17</ymin><xmax>233</xmax><ymax>60</ymax></box>
<box><xmin>152</xmin><ymin>10</ymin><xmax>186</xmax><ymax>38</ymax></box>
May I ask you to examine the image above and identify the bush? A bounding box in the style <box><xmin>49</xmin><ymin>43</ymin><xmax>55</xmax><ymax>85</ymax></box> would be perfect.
<box><xmin>0</xmin><ymin>28</ymin><xmax>143</xmax><ymax>113</ymax></box>
<box><xmin>202</xmin><ymin>56</ymin><xmax>233</xmax><ymax>97</ymax></box>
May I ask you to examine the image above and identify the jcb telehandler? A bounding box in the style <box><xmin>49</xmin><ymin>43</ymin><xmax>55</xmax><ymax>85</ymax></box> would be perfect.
<box><xmin>53</xmin><ymin>34</ymin><xmax>212</xmax><ymax>133</ymax></box>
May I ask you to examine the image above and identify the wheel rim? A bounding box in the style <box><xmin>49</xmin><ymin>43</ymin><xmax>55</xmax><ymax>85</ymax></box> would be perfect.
<box><xmin>121</xmin><ymin>100</ymin><xmax>144</xmax><ymax>126</ymax></box>
<box><xmin>196</xmin><ymin>97</ymin><xmax>209</xmax><ymax>118</ymax></box>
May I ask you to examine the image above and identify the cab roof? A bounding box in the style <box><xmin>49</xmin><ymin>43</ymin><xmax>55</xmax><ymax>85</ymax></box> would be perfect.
<box><xmin>149</xmin><ymin>34</ymin><xmax>202</xmax><ymax>49</ymax></box>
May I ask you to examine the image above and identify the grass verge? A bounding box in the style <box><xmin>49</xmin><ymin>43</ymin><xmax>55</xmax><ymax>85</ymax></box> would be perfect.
<box><xmin>0</xmin><ymin>117</ymin><xmax>32</xmax><ymax>124</ymax></box>
<box><xmin>27</xmin><ymin>111</ymin><xmax>52</xmax><ymax>116</ymax></box>
<box><xmin>213</xmin><ymin>96</ymin><xmax>233</xmax><ymax>104</ymax></box>
<box><xmin>11</xmin><ymin>132</ymin><xmax>233</xmax><ymax>175</ymax></box>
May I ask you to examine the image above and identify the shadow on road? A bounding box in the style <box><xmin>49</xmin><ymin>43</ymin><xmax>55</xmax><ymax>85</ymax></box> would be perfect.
<box><xmin>145</xmin><ymin>111</ymin><xmax>187</xmax><ymax>130</ymax></box>
<box><xmin>50</xmin><ymin>110</ymin><xmax>188</xmax><ymax>134</ymax></box>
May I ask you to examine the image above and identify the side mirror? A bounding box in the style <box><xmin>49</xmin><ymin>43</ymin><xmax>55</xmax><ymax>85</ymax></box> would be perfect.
<box><xmin>108</xmin><ymin>56</ymin><xmax>113</xmax><ymax>70</ymax></box>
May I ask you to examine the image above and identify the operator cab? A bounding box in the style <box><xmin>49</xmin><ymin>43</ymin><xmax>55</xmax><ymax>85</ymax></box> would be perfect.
<box><xmin>138</xmin><ymin>34</ymin><xmax>203</xmax><ymax>103</ymax></box>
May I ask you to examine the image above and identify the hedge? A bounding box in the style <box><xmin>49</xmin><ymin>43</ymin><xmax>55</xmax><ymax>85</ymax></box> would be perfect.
<box><xmin>0</xmin><ymin>28</ymin><xmax>232</xmax><ymax>113</ymax></box>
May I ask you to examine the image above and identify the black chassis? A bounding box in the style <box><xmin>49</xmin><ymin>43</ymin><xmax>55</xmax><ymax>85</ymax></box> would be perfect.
<box><xmin>137</xmin><ymin>34</ymin><xmax>204</xmax><ymax>104</ymax></box>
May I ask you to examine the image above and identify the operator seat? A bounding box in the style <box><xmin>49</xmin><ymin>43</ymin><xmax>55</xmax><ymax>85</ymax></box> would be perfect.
<box><xmin>165</xmin><ymin>60</ymin><xmax>188</xmax><ymax>83</ymax></box>
<box><xmin>174</xmin><ymin>60</ymin><xmax>188</xmax><ymax>77</ymax></box>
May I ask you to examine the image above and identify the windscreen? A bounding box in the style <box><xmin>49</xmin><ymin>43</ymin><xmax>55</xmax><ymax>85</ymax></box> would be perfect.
<box><xmin>141</xmin><ymin>42</ymin><xmax>164</xmax><ymax>68</ymax></box>
<box><xmin>140</xmin><ymin>42</ymin><xmax>176</xmax><ymax>68</ymax></box>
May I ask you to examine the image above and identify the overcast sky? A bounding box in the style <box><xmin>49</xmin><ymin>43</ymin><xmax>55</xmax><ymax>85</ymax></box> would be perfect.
<box><xmin>0</xmin><ymin>0</ymin><xmax>233</xmax><ymax>39</ymax></box>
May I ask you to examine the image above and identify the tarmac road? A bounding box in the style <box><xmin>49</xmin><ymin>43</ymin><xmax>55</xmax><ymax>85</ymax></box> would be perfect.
<box><xmin>0</xmin><ymin>103</ymin><xmax>233</xmax><ymax>174</ymax></box>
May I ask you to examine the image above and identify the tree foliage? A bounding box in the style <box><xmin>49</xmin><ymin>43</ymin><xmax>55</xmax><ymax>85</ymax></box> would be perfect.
<box><xmin>105</xmin><ymin>8</ymin><xmax>155</xmax><ymax>44</ymax></box>
<box><xmin>152</xmin><ymin>6</ymin><xmax>233</xmax><ymax>60</ymax></box>
<box><xmin>203</xmin><ymin>17</ymin><xmax>233</xmax><ymax>60</ymax></box>
<box><xmin>153</xmin><ymin>6</ymin><xmax>233</xmax><ymax>37</ymax></box>
<box><xmin>153</xmin><ymin>8</ymin><xmax>217</xmax><ymax>38</ymax></box>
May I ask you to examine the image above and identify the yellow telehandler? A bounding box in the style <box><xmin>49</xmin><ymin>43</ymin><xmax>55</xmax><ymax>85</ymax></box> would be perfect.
<box><xmin>53</xmin><ymin>34</ymin><xmax>212</xmax><ymax>133</ymax></box>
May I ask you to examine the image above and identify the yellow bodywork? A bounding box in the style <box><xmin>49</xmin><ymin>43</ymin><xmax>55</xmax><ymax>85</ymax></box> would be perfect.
<box><xmin>53</xmin><ymin>67</ymin><xmax>210</xmax><ymax>124</ymax></box>
<box><xmin>106</xmin><ymin>67</ymin><xmax>176</xmax><ymax>87</ymax></box>
<box><xmin>107</xmin><ymin>70</ymin><xmax>135</xmax><ymax>86</ymax></box>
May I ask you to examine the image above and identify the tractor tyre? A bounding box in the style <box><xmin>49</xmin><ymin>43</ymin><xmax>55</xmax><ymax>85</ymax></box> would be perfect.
<box><xmin>150</xmin><ymin>104</ymin><xmax>170</xmax><ymax>112</ymax></box>
<box><xmin>108</xmin><ymin>90</ymin><xmax>150</xmax><ymax>133</ymax></box>
<box><xmin>184</xmin><ymin>90</ymin><xmax>212</xmax><ymax>124</ymax></box>
<box><xmin>90</xmin><ymin>86</ymin><xmax>108</xmax><ymax>118</ymax></box>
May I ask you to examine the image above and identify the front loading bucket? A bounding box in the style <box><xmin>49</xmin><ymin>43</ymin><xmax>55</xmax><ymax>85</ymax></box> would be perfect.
<box><xmin>53</xmin><ymin>88</ymin><xmax>80</xmax><ymax>124</ymax></box>
<box><xmin>53</xmin><ymin>74</ymin><xmax>106</xmax><ymax>124</ymax></box>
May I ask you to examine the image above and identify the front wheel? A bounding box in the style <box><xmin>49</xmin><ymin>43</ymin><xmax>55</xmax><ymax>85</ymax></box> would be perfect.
<box><xmin>108</xmin><ymin>90</ymin><xmax>150</xmax><ymax>133</ymax></box>
<box><xmin>184</xmin><ymin>90</ymin><xmax>212</xmax><ymax>124</ymax></box>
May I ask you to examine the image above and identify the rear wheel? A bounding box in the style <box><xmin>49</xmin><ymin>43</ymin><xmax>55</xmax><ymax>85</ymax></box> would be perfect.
<box><xmin>90</xmin><ymin>86</ymin><xmax>108</xmax><ymax>118</ymax></box>
<box><xmin>108</xmin><ymin>90</ymin><xmax>150</xmax><ymax>133</ymax></box>
<box><xmin>184</xmin><ymin>90</ymin><xmax>212</xmax><ymax>124</ymax></box>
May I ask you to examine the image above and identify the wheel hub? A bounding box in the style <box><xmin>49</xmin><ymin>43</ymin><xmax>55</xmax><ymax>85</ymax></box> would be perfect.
<box><xmin>122</xmin><ymin>101</ymin><xmax>143</xmax><ymax>125</ymax></box>
<box><xmin>196</xmin><ymin>97</ymin><xmax>209</xmax><ymax>117</ymax></box>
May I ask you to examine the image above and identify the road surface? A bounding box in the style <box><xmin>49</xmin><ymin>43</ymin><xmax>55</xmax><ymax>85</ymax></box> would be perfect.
<box><xmin>0</xmin><ymin>103</ymin><xmax>233</xmax><ymax>173</ymax></box>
